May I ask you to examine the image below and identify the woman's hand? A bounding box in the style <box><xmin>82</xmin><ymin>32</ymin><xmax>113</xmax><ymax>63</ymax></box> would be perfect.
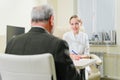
<box><xmin>70</xmin><ymin>54</ymin><xmax>81</xmax><ymax>60</ymax></box>
<box><xmin>70</xmin><ymin>54</ymin><xmax>90</xmax><ymax>60</ymax></box>
<box><xmin>80</xmin><ymin>55</ymin><xmax>90</xmax><ymax>59</ymax></box>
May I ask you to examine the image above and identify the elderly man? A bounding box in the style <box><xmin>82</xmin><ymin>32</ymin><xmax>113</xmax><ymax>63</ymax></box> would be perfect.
<box><xmin>5</xmin><ymin>4</ymin><xmax>80</xmax><ymax>80</ymax></box>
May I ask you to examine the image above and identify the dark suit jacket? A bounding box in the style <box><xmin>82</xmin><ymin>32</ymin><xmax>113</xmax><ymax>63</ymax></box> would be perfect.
<box><xmin>5</xmin><ymin>27</ymin><xmax>80</xmax><ymax>80</ymax></box>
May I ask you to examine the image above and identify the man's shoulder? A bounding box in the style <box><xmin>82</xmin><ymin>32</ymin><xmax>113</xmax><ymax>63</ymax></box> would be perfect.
<box><xmin>46</xmin><ymin>34</ymin><xmax>67</xmax><ymax>46</ymax></box>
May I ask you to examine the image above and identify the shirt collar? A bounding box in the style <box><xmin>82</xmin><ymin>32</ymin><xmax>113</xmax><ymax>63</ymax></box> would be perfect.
<box><xmin>31</xmin><ymin>26</ymin><xmax>50</xmax><ymax>34</ymax></box>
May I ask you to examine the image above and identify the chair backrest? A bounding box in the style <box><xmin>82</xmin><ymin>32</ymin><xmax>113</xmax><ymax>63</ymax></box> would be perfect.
<box><xmin>0</xmin><ymin>53</ymin><xmax>56</xmax><ymax>80</ymax></box>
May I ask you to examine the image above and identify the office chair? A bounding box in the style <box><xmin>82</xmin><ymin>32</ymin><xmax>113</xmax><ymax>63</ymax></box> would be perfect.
<box><xmin>0</xmin><ymin>53</ymin><xmax>56</xmax><ymax>80</ymax></box>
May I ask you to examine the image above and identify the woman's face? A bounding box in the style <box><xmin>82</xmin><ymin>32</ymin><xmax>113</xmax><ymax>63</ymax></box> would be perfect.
<box><xmin>70</xmin><ymin>18</ymin><xmax>82</xmax><ymax>34</ymax></box>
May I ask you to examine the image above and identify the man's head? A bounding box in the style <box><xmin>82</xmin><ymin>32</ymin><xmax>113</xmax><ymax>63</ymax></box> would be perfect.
<box><xmin>31</xmin><ymin>4</ymin><xmax>54</xmax><ymax>34</ymax></box>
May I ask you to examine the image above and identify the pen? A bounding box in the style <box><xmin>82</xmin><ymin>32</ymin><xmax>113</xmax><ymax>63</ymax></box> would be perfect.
<box><xmin>72</xmin><ymin>50</ymin><xmax>78</xmax><ymax>55</ymax></box>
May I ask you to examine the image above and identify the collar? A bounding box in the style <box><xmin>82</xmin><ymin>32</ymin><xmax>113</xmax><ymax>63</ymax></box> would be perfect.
<box><xmin>29</xmin><ymin>26</ymin><xmax>50</xmax><ymax>34</ymax></box>
<box><xmin>32</xmin><ymin>26</ymin><xmax>45</xmax><ymax>29</ymax></box>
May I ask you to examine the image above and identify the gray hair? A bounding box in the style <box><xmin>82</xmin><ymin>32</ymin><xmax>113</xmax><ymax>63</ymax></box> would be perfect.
<box><xmin>31</xmin><ymin>4</ymin><xmax>54</xmax><ymax>22</ymax></box>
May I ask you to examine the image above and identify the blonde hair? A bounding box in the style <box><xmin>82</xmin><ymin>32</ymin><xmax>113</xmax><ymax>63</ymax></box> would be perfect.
<box><xmin>69</xmin><ymin>15</ymin><xmax>82</xmax><ymax>24</ymax></box>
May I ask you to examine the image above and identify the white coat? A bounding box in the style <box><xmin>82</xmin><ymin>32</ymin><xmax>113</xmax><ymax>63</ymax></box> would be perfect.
<box><xmin>63</xmin><ymin>31</ymin><xmax>90</xmax><ymax>80</ymax></box>
<box><xmin>63</xmin><ymin>31</ymin><xmax>90</xmax><ymax>55</ymax></box>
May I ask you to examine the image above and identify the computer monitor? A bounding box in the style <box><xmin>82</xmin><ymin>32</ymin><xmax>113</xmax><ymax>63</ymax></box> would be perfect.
<box><xmin>7</xmin><ymin>25</ymin><xmax>25</xmax><ymax>44</ymax></box>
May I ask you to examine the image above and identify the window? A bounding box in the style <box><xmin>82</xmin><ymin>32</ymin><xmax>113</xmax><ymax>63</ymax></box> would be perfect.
<box><xmin>78</xmin><ymin>0</ymin><xmax>116</xmax><ymax>45</ymax></box>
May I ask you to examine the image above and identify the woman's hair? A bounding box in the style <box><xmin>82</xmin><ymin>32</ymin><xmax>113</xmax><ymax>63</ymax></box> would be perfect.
<box><xmin>31</xmin><ymin>4</ymin><xmax>54</xmax><ymax>22</ymax></box>
<box><xmin>69</xmin><ymin>15</ymin><xmax>82</xmax><ymax>24</ymax></box>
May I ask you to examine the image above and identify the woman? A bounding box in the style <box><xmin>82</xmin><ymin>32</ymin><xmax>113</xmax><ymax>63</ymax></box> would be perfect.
<box><xmin>63</xmin><ymin>15</ymin><xmax>90</xmax><ymax>79</ymax></box>
<box><xmin>63</xmin><ymin>15</ymin><xmax>90</xmax><ymax>60</ymax></box>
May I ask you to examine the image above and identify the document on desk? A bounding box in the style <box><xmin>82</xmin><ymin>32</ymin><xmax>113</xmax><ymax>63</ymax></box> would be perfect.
<box><xmin>73</xmin><ymin>59</ymin><xmax>96</xmax><ymax>69</ymax></box>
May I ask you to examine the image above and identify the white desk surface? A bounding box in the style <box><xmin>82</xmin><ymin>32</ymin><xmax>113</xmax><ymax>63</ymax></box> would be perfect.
<box><xmin>73</xmin><ymin>59</ymin><xmax>96</xmax><ymax>69</ymax></box>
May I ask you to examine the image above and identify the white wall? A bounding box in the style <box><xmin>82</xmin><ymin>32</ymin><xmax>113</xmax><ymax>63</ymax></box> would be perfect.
<box><xmin>57</xmin><ymin>0</ymin><xmax>74</xmax><ymax>27</ymax></box>
<box><xmin>116</xmin><ymin>0</ymin><xmax>120</xmax><ymax>45</ymax></box>
<box><xmin>0</xmin><ymin>0</ymin><xmax>47</xmax><ymax>52</ymax></box>
<box><xmin>0</xmin><ymin>0</ymin><xmax>33</xmax><ymax>35</ymax></box>
<box><xmin>0</xmin><ymin>0</ymin><xmax>48</xmax><ymax>35</ymax></box>
<box><xmin>0</xmin><ymin>0</ymin><xmax>34</xmax><ymax>52</ymax></box>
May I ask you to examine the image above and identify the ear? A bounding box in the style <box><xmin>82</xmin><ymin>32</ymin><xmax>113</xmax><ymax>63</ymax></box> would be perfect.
<box><xmin>48</xmin><ymin>15</ymin><xmax>54</xmax><ymax>34</ymax></box>
<box><xmin>49</xmin><ymin>15</ymin><xmax>54</xmax><ymax>26</ymax></box>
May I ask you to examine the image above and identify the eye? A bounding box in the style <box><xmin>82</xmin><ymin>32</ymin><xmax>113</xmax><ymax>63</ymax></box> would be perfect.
<box><xmin>70</xmin><ymin>23</ymin><xmax>74</xmax><ymax>25</ymax></box>
<box><xmin>70</xmin><ymin>22</ymin><xmax>79</xmax><ymax>26</ymax></box>
<box><xmin>75</xmin><ymin>23</ymin><xmax>79</xmax><ymax>25</ymax></box>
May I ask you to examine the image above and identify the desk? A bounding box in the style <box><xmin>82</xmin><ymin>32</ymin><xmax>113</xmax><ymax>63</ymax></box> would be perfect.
<box><xmin>73</xmin><ymin>59</ymin><xmax>96</xmax><ymax>69</ymax></box>
<box><xmin>73</xmin><ymin>59</ymin><xmax>96</xmax><ymax>80</ymax></box>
